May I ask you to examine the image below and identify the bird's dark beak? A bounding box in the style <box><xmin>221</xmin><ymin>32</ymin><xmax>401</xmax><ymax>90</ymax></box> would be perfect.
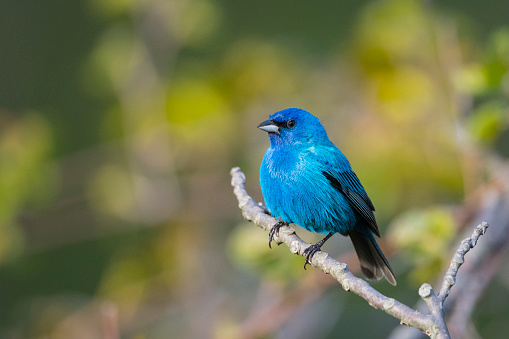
<box><xmin>257</xmin><ymin>119</ymin><xmax>279</xmax><ymax>133</ymax></box>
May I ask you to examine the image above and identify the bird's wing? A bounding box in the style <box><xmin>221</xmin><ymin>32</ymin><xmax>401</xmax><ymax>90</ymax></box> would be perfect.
<box><xmin>322</xmin><ymin>170</ymin><xmax>381</xmax><ymax>237</ymax></box>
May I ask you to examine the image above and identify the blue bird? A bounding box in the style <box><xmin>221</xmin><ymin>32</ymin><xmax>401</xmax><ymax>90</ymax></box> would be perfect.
<box><xmin>258</xmin><ymin>108</ymin><xmax>396</xmax><ymax>285</ymax></box>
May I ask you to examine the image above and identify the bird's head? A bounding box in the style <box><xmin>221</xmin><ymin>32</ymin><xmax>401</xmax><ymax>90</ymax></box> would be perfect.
<box><xmin>257</xmin><ymin>108</ymin><xmax>329</xmax><ymax>147</ymax></box>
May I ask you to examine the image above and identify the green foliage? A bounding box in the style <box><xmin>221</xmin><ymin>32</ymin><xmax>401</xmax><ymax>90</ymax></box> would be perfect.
<box><xmin>228</xmin><ymin>222</ymin><xmax>305</xmax><ymax>284</ymax></box>
<box><xmin>460</xmin><ymin>28</ymin><xmax>509</xmax><ymax>153</ymax></box>
<box><xmin>166</xmin><ymin>79</ymin><xmax>229</xmax><ymax>124</ymax></box>
<box><xmin>469</xmin><ymin>101</ymin><xmax>508</xmax><ymax>143</ymax></box>
<box><xmin>389</xmin><ymin>208</ymin><xmax>455</xmax><ymax>283</ymax></box>
<box><xmin>0</xmin><ymin>114</ymin><xmax>56</xmax><ymax>261</ymax></box>
<box><xmin>1</xmin><ymin>0</ymin><xmax>509</xmax><ymax>338</ymax></box>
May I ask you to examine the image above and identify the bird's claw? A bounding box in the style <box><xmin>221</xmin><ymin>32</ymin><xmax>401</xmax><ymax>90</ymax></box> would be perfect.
<box><xmin>302</xmin><ymin>243</ymin><xmax>322</xmax><ymax>270</ymax></box>
<box><xmin>268</xmin><ymin>221</ymin><xmax>288</xmax><ymax>248</ymax></box>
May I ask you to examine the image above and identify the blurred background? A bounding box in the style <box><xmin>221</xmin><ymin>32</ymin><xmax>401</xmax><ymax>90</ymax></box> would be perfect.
<box><xmin>1</xmin><ymin>0</ymin><xmax>509</xmax><ymax>338</ymax></box>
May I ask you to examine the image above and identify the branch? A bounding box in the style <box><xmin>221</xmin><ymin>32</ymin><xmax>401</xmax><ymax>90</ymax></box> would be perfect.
<box><xmin>417</xmin><ymin>223</ymin><xmax>489</xmax><ymax>338</ymax></box>
<box><xmin>389</xmin><ymin>176</ymin><xmax>508</xmax><ymax>339</ymax></box>
<box><xmin>230</xmin><ymin>167</ymin><xmax>488</xmax><ymax>338</ymax></box>
<box><xmin>437</xmin><ymin>222</ymin><xmax>488</xmax><ymax>304</ymax></box>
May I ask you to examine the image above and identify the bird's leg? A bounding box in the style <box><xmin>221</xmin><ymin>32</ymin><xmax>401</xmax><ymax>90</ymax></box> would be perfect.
<box><xmin>303</xmin><ymin>233</ymin><xmax>334</xmax><ymax>270</ymax></box>
<box><xmin>268</xmin><ymin>221</ymin><xmax>289</xmax><ymax>249</ymax></box>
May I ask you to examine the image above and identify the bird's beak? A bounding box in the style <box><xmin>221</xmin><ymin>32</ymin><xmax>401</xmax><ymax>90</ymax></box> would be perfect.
<box><xmin>257</xmin><ymin>119</ymin><xmax>279</xmax><ymax>133</ymax></box>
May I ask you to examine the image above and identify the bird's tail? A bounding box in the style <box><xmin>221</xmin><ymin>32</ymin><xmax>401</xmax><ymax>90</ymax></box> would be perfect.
<box><xmin>348</xmin><ymin>229</ymin><xmax>397</xmax><ymax>286</ymax></box>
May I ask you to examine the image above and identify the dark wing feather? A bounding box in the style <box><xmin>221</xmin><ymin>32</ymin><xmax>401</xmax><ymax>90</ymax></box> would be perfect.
<box><xmin>323</xmin><ymin>171</ymin><xmax>380</xmax><ymax>237</ymax></box>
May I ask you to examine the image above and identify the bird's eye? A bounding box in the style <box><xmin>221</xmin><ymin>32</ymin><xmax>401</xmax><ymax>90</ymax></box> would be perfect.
<box><xmin>287</xmin><ymin>119</ymin><xmax>296</xmax><ymax>128</ymax></box>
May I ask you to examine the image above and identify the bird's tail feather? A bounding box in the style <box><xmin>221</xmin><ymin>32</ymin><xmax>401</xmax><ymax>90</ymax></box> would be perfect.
<box><xmin>348</xmin><ymin>229</ymin><xmax>397</xmax><ymax>286</ymax></box>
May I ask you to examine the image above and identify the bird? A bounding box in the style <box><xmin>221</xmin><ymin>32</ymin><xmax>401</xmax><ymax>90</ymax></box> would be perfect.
<box><xmin>258</xmin><ymin>108</ymin><xmax>396</xmax><ymax>285</ymax></box>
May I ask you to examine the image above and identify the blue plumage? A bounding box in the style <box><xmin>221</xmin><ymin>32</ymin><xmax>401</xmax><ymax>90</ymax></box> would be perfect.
<box><xmin>258</xmin><ymin>108</ymin><xmax>396</xmax><ymax>285</ymax></box>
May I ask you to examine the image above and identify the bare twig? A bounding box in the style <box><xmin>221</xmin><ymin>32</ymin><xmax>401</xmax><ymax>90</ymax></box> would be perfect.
<box><xmin>437</xmin><ymin>222</ymin><xmax>489</xmax><ymax>304</ymax></box>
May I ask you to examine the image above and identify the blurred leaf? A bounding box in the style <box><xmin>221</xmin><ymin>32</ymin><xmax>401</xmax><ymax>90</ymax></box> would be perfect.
<box><xmin>468</xmin><ymin>101</ymin><xmax>508</xmax><ymax>143</ymax></box>
<box><xmin>0</xmin><ymin>113</ymin><xmax>56</xmax><ymax>261</ymax></box>
<box><xmin>169</xmin><ymin>0</ymin><xmax>222</xmax><ymax>47</ymax></box>
<box><xmin>228</xmin><ymin>222</ymin><xmax>305</xmax><ymax>284</ymax></box>
<box><xmin>166</xmin><ymin>79</ymin><xmax>229</xmax><ymax>124</ymax></box>
<box><xmin>88</xmin><ymin>164</ymin><xmax>137</xmax><ymax>221</ymax></box>
<box><xmin>86</xmin><ymin>24</ymin><xmax>138</xmax><ymax>92</ymax></box>
<box><xmin>484</xmin><ymin>28</ymin><xmax>509</xmax><ymax>89</ymax></box>
<box><xmin>354</xmin><ymin>0</ymin><xmax>432</xmax><ymax>73</ymax></box>
<box><xmin>389</xmin><ymin>207</ymin><xmax>455</xmax><ymax>283</ymax></box>
<box><xmin>221</xmin><ymin>40</ymin><xmax>301</xmax><ymax>101</ymax></box>
<box><xmin>483</xmin><ymin>60</ymin><xmax>507</xmax><ymax>90</ymax></box>
<box><xmin>453</xmin><ymin>63</ymin><xmax>488</xmax><ymax>95</ymax></box>
<box><xmin>455</xmin><ymin>28</ymin><xmax>509</xmax><ymax>95</ymax></box>
<box><xmin>371</xmin><ymin>67</ymin><xmax>434</xmax><ymax>122</ymax></box>
<box><xmin>90</xmin><ymin>0</ymin><xmax>136</xmax><ymax>18</ymax></box>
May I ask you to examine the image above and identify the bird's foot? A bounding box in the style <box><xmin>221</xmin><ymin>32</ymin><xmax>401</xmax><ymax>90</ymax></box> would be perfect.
<box><xmin>268</xmin><ymin>221</ymin><xmax>288</xmax><ymax>249</ymax></box>
<box><xmin>303</xmin><ymin>243</ymin><xmax>323</xmax><ymax>270</ymax></box>
<box><xmin>302</xmin><ymin>233</ymin><xmax>333</xmax><ymax>270</ymax></box>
